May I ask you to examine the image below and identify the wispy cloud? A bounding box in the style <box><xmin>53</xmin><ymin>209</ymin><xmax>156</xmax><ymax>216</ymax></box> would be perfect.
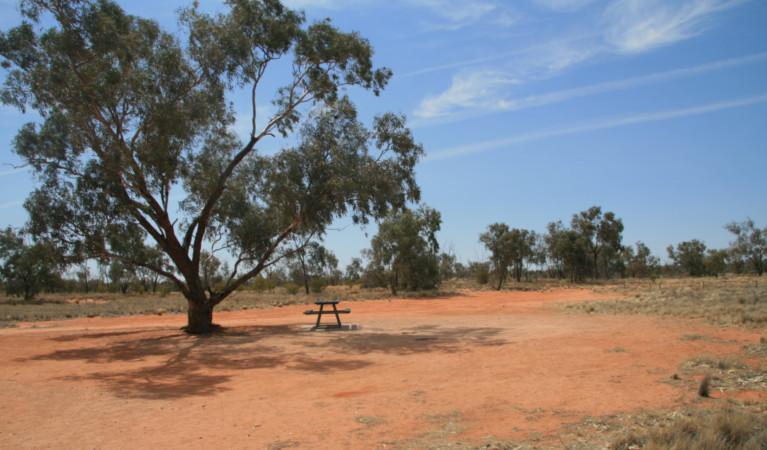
<box><xmin>0</xmin><ymin>167</ymin><xmax>26</xmax><ymax>176</ymax></box>
<box><xmin>284</xmin><ymin>0</ymin><xmax>514</xmax><ymax>31</ymax></box>
<box><xmin>414</xmin><ymin>52</ymin><xmax>767</xmax><ymax>122</ymax></box>
<box><xmin>398</xmin><ymin>49</ymin><xmax>526</xmax><ymax>79</ymax></box>
<box><xmin>531</xmin><ymin>0</ymin><xmax>598</xmax><ymax>12</ymax></box>
<box><xmin>282</xmin><ymin>0</ymin><xmax>376</xmax><ymax>9</ymax></box>
<box><xmin>425</xmin><ymin>93</ymin><xmax>767</xmax><ymax>161</ymax></box>
<box><xmin>411</xmin><ymin>0</ymin><xmax>750</xmax><ymax>121</ymax></box>
<box><xmin>0</xmin><ymin>200</ymin><xmax>23</xmax><ymax>209</ymax></box>
<box><xmin>603</xmin><ymin>0</ymin><xmax>746</xmax><ymax>54</ymax></box>
<box><xmin>413</xmin><ymin>35</ymin><xmax>602</xmax><ymax>118</ymax></box>
<box><xmin>409</xmin><ymin>0</ymin><xmax>495</xmax><ymax>23</ymax></box>
<box><xmin>415</xmin><ymin>70</ymin><xmax>521</xmax><ymax>118</ymax></box>
<box><xmin>406</xmin><ymin>0</ymin><xmax>516</xmax><ymax>31</ymax></box>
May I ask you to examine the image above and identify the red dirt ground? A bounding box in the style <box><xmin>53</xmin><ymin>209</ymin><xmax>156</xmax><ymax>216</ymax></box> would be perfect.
<box><xmin>1</xmin><ymin>289</ymin><xmax>763</xmax><ymax>448</ymax></box>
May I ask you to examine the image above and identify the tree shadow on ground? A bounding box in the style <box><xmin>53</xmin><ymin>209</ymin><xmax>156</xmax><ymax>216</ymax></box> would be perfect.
<box><xmin>25</xmin><ymin>324</ymin><xmax>372</xmax><ymax>400</ymax></box>
<box><xmin>23</xmin><ymin>324</ymin><xmax>507</xmax><ymax>399</ymax></box>
<box><xmin>303</xmin><ymin>324</ymin><xmax>508</xmax><ymax>355</ymax></box>
<box><xmin>50</xmin><ymin>329</ymin><xmax>151</xmax><ymax>342</ymax></box>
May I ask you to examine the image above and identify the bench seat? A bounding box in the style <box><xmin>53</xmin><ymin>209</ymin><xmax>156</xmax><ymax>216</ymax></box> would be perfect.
<box><xmin>303</xmin><ymin>308</ymin><xmax>350</xmax><ymax>315</ymax></box>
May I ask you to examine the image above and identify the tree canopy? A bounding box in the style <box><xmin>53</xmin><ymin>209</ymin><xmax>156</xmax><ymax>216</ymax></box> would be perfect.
<box><xmin>725</xmin><ymin>218</ymin><xmax>765</xmax><ymax>276</ymax></box>
<box><xmin>479</xmin><ymin>223</ymin><xmax>536</xmax><ymax>289</ymax></box>
<box><xmin>667</xmin><ymin>239</ymin><xmax>707</xmax><ymax>277</ymax></box>
<box><xmin>0</xmin><ymin>227</ymin><xmax>64</xmax><ymax>300</ymax></box>
<box><xmin>571</xmin><ymin>206</ymin><xmax>624</xmax><ymax>279</ymax></box>
<box><xmin>365</xmin><ymin>205</ymin><xmax>441</xmax><ymax>295</ymax></box>
<box><xmin>1</xmin><ymin>0</ymin><xmax>422</xmax><ymax>333</ymax></box>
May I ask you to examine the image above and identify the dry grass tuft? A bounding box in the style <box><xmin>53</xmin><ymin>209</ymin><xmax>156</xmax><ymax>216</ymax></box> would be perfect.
<box><xmin>557</xmin><ymin>408</ymin><xmax>767</xmax><ymax>450</ymax></box>
<box><xmin>670</xmin><ymin>353</ymin><xmax>767</xmax><ymax>398</ymax></box>
<box><xmin>631</xmin><ymin>409</ymin><xmax>767</xmax><ymax>450</ymax></box>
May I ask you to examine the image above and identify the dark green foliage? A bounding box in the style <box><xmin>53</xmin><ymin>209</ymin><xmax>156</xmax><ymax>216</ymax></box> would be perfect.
<box><xmin>309</xmin><ymin>277</ymin><xmax>326</xmax><ymax>294</ymax></box>
<box><xmin>475</xmin><ymin>266</ymin><xmax>490</xmax><ymax>285</ymax></box>
<box><xmin>623</xmin><ymin>241</ymin><xmax>660</xmax><ymax>278</ymax></box>
<box><xmin>479</xmin><ymin>223</ymin><xmax>513</xmax><ymax>290</ymax></box>
<box><xmin>726</xmin><ymin>218</ymin><xmax>766</xmax><ymax>276</ymax></box>
<box><xmin>545</xmin><ymin>221</ymin><xmax>590</xmax><ymax>282</ymax></box>
<box><xmin>285</xmin><ymin>241</ymin><xmax>338</xmax><ymax>294</ymax></box>
<box><xmin>479</xmin><ymin>223</ymin><xmax>537</xmax><ymax>289</ymax></box>
<box><xmin>0</xmin><ymin>227</ymin><xmax>65</xmax><ymax>300</ymax></box>
<box><xmin>1</xmin><ymin>0</ymin><xmax>421</xmax><ymax>333</ymax></box>
<box><xmin>668</xmin><ymin>239</ymin><xmax>707</xmax><ymax>276</ymax></box>
<box><xmin>283</xmin><ymin>283</ymin><xmax>299</xmax><ymax>295</ymax></box>
<box><xmin>705</xmin><ymin>249</ymin><xmax>729</xmax><ymax>276</ymax></box>
<box><xmin>344</xmin><ymin>257</ymin><xmax>364</xmax><ymax>283</ymax></box>
<box><xmin>365</xmin><ymin>205</ymin><xmax>441</xmax><ymax>295</ymax></box>
<box><xmin>251</xmin><ymin>275</ymin><xmax>275</xmax><ymax>292</ymax></box>
<box><xmin>571</xmin><ymin>206</ymin><xmax>624</xmax><ymax>279</ymax></box>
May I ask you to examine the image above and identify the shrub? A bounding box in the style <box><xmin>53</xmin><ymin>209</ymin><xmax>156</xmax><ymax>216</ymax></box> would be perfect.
<box><xmin>251</xmin><ymin>275</ymin><xmax>275</xmax><ymax>293</ymax></box>
<box><xmin>159</xmin><ymin>285</ymin><xmax>173</xmax><ymax>297</ymax></box>
<box><xmin>283</xmin><ymin>283</ymin><xmax>300</xmax><ymax>295</ymax></box>
<box><xmin>309</xmin><ymin>277</ymin><xmax>326</xmax><ymax>294</ymax></box>
<box><xmin>475</xmin><ymin>268</ymin><xmax>489</xmax><ymax>285</ymax></box>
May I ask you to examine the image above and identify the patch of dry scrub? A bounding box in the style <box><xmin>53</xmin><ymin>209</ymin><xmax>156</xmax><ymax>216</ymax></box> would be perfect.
<box><xmin>606</xmin><ymin>408</ymin><xmax>767</xmax><ymax>450</ymax></box>
<box><xmin>563</xmin><ymin>277</ymin><xmax>767</xmax><ymax>327</ymax></box>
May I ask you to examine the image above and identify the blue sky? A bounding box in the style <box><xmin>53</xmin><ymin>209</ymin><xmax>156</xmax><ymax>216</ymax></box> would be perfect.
<box><xmin>1</xmin><ymin>0</ymin><xmax>766</xmax><ymax>269</ymax></box>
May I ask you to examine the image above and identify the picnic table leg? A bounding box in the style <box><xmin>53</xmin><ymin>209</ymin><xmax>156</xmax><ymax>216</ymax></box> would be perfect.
<box><xmin>315</xmin><ymin>304</ymin><xmax>324</xmax><ymax>328</ymax></box>
<box><xmin>332</xmin><ymin>304</ymin><xmax>342</xmax><ymax>327</ymax></box>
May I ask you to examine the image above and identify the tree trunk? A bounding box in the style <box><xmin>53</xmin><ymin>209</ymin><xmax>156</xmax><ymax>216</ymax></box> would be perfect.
<box><xmin>390</xmin><ymin>270</ymin><xmax>398</xmax><ymax>295</ymax></box>
<box><xmin>184</xmin><ymin>299</ymin><xmax>218</xmax><ymax>334</ymax></box>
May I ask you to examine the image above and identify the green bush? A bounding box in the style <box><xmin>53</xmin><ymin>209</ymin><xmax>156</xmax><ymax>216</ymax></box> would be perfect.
<box><xmin>252</xmin><ymin>275</ymin><xmax>276</xmax><ymax>292</ymax></box>
<box><xmin>476</xmin><ymin>268</ymin><xmax>489</xmax><ymax>285</ymax></box>
<box><xmin>309</xmin><ymin>277</ymin><xmax>326</xmax><ymax>294</ymax></box>
<box><xmin>283</xmin><ymin>283</ymin><xmax>300</xmax><ymax>295</ymax></box>
<box><xmin>159</xmin><ymin>285</ymin><xmax>173</xmax><ymax>297</ymax></box>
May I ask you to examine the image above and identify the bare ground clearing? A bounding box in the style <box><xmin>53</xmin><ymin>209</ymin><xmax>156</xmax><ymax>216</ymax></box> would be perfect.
<box><xmin>1</xmin><ymin>288</ymin><xmax>764</xmax><ymax>449</ymax></box>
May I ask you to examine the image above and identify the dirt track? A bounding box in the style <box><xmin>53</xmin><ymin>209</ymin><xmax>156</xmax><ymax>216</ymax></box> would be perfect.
<box><xmin>1</xmin><ymin>289</ymin><xmax>763</xmax><ymax>448</ymax></box>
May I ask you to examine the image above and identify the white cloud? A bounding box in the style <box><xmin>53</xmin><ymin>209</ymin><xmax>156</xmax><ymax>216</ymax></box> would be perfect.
<box><xmin>0</xmin><ymin>200</ymin><xmax>23</xmax><ymax>209</ymax></box>
<box><xmin>0</xmin><ymin>167</ymin><xmax>27</xmax><ymax>176</ymax></box>
<box><xmin>415</xmin><ymin>70</ymin><xmax>521</xmax><ymax>118</ymax></box>
<box><xmin>603</xmin><ymin>0</ymin><xmax>744</xmax><ymax>54</ymax></box>
<box><xmin>414</xmin><ymin>51</ymin><xmax>767</xmax><ymax>123</ymax></box>
<box><xmin>413</xmin><ymin>37</ymin><xmax>600</xmax><ymax>118</ymax></box>
<box><xmin>426</xmin><ymin>93</ymin><xmax>767</xmax><ymax>161</ymax></box>
<box><xmin>282</xmin><ymin>0</ymin><xmax>375</xmax><ymax>9</ymax></box>
<box><xmin>412</xmin><ymin>0</ymin><xmax>751</xmax><ymax>121</ymax></box>
<box><xmin>406</xmin><ymin>0</ymin><xmax>516</xmax><ymax>31</ymax></box>
<box><xmin>501</xmin><ymin>51</ymin><xmax>767</xmax><ymax>111</ymax></box>
<box><xmin>284</xmin><ymin>0</ymin><xmax>510</xmax><ymax>29</ymax></box>
<box><xmin>409</xmin><ymin>0</ymin><xmax>496</xmax><ymax>23</ymax></box>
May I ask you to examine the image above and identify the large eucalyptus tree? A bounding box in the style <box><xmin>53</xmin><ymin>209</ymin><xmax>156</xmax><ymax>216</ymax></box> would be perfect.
<box><xmin>0</xmin><ymin>0</ymin><xmax>422</xmax><ymax>333</ymax></box>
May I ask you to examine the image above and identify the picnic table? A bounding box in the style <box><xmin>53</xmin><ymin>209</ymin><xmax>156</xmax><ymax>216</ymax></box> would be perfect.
<box><xmin>303</xmin><ymin>300</ymin><xmax>350</xmax><ymax>329</ymax></box>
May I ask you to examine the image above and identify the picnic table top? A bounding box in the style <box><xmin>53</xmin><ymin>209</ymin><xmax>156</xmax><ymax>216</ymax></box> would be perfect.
<box><xmin>314</xmin><ymin>299</ymin><xmax>340</xmax><ymax>305</ymax></box>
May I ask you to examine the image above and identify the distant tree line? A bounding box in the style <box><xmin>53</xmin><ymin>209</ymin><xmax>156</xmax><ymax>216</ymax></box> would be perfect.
<box><xmin>476</xmin><ymin>210</ymin><xmax>764</xmax><ymax>289</ymax></box>
<box><xmin>1</xmin><ymin>212</ymin><xmax>765</xmax><ymax>300</ymax></box>
<box><xmin>480</xmin><ymin>206</ymin><xmax>627</xmax><ymax>288</ymax></box>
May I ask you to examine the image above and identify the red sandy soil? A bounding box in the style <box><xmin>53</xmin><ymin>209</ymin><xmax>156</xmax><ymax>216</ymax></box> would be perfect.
<box><xmin>1</xmin><ymin>289</ymin><xmax>763</xmax><ymax>449</ymax></box>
